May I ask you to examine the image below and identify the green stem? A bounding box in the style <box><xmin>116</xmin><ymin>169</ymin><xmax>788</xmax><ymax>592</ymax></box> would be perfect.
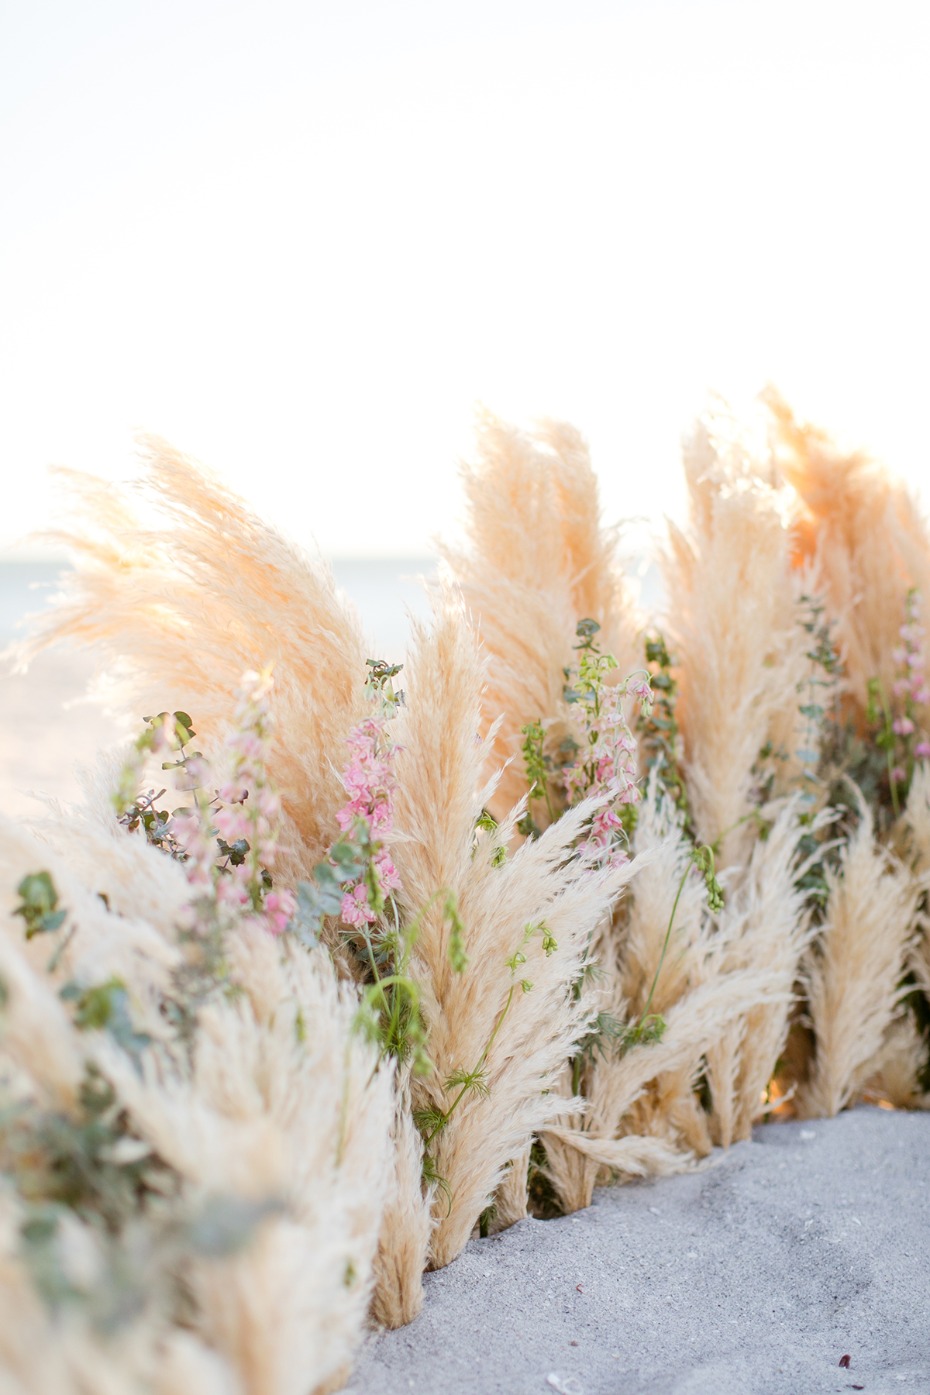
<box><xmin>422</xmin><ymin>983</ymin><xmax>516</xmax><ymax>1148</ymax></box>
<box><xmin>877</xmin><ymin>681</ymin><xmax>901</xmax><ymax>818</ymax></box>
<box><xmin>638</xmin><ymin>859</ymin><xmax>689</xmax><ymax>1027</ymax></box>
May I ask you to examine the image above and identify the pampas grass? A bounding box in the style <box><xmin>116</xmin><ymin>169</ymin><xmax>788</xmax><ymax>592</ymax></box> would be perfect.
<box><xmin>0</xmin><ymin>794</ymin><xmax>396</xmax><ymax>1395</ymax></box>
<box><xmin>439</xmin><ymin>411</ymin><xmax>641</xmax><ymax>818</ymax></box>
<box><xmin>766</xmin><ymin>390</ymin><xmax>930</xmax><ymax>712</ymax></box>
<box><xmin>796</xmin><ymin>797</ymin><xmax>919</xmax><ymax>1118</ymax></box>
<box><xmin>663</xmin><ymin>405</ymin><xmax>811</xmax><ymax>867</ymax></box>
<box><xmin>3</xmin><ymin>393</ymin><xmax>930</xmax><ymax>1392</ymax></box>
<box><xmin>702</xmin><ymin>800</ymin><xmax>816</xmax><ymax>1145</ymax></box>
<box><xmin>390</xmin><ymin>599</ymin><xmax>642</xmax><ymax>1267</ymax></box>
<box><xmin>12</xmin><ymin>438</ymin><xmax>372</xmax><ymax>882</ymax></box>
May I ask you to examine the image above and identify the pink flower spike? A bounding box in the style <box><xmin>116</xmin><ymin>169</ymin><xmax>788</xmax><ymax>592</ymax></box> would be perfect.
<box><xmin>915</xmin><ymin>741</ymin><xmax>930</xmax><ymax>759</ymax></box>
<box><xmin>893</xmin><ymin>716</ymin><xmax>916</xmax><ymax>737</ymax></box>
<box><xmin>264</xmin><ymin>888</ymin><xmax>296</xmax><ymax>935</ymax></box>
<box><xmin>891</xmin><ymin>766</ymin><xmax>906</xmax><ymax>784</ymax></box>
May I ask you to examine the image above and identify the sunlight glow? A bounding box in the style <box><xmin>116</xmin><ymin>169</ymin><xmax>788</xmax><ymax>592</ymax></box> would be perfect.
<box><xmin>1</xmin><ymin>1</ymin><xmax>927</xmax><ymax>556</ymax></box>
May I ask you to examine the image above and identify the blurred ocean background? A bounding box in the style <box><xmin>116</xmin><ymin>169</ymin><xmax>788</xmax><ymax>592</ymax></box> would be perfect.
<box><xmin>0</xmin><ymin>552</ymin><xmax>660</xmax><ymax>818</ymax></box>
<box><xmin>0</xmin><ymin>557</ymin><xmax>435</xmax><ymax>818</ymax></box>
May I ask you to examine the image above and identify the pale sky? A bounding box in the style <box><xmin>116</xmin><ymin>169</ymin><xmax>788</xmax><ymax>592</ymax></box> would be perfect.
<box><xmin>1</xmin><ymin>0</ymin><xmax>928</xmax><ymax>557</ymax></box>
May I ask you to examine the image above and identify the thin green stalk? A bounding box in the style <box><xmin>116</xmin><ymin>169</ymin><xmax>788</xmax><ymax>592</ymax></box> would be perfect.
<box><xmin>639</xmin><ymin>861</ymin><xmax>689</xmax><ymax>1027</ymax></box>
<box><xmin>878</xmin><ymin>681</ymin><xmax>902</xmax><ymax>818</ymax></box>
<box><xmin>422</xmin><ymin>983</ymin><xmax>516</xmax><ymax>1148</ymax></box>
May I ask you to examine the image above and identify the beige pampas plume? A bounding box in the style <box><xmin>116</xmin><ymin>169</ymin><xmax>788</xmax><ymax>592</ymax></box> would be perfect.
<box><xmin>797</xmin><ymin>795</ymin><xmax>919</xmax><ymax>1118</ymax></box>
<box><xmin>369</xmin><ymin>1090</ymin><xmax>434</xmax><ymax>1329</ymax></box>
<box><xmin>764</xmin><ymin>389</ymin><xmax>930</xmax><ymax>713</ymax></box>
<box><xmin>861</xmin><ymin>1014</ymin><xmax>930</xmax><ymax>1110</ymax></box>
<box><xmin>439</xmin><ymin>411</ymin><xmax>641</xmax><ymax>817</ymax></box>
<box><xmin>904</xmin><ymin>762</ymin><xmax>930</xmax><ymax>1007</ymax></box>
<box><xmin>100</xmin><ymin>937</ymin><xmax>394</xmax><ymax>1395</ymax></box>
<box><xmin>662</xmin><ymin>403</ymin><xmax>808</xmax><ymax>867</ymax></box>
<box><xmin>702</xmin><ymin>800</ymin><xmax>815</xmax><ymax>1145</ymax></box>
<box><xmin>389</xmin><ymin>600</ymin><xmax>638</xmax><ymax>1267</ymax></box>
<box><xmin>11</xmin><ymin>437</ymin><xmax>372</xmax><ymax>878</ymax></box>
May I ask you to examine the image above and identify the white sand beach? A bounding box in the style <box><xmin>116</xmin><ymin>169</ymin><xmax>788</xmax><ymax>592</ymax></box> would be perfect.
<box><xmin>348</xmin><ymin>1108</ymin><xmax>930</xmax><ymax>1395</ymax></box>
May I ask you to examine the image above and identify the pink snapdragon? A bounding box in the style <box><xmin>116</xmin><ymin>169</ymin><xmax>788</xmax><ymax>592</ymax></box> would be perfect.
<box><xmin>561</xmin><ymin>647</ymin><xmax>653</xmax><ymax>867</ymax></box>
<box><xmin>886</xmin><ymin>589</ymin><xmax>930</xmax><ymax>794</ymax></box>
<box><xmin>177</xmin><ymin>669</ymin><xmax>295</xmax><ymax>935</ymax></box>
<box><xmin>333</xmin><ymin>707</ymin><xmax>401</xmax><ymax>925</ymax></box>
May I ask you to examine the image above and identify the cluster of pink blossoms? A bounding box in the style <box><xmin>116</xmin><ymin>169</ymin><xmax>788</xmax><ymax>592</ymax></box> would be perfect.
<box><xmin>169</xmin><ymin>670</ymin><xmax>296</xmax><ymax>936</ymax></box>
<box><xmin>891</xmin><ymin>590</ymin><xmax>930</xmax><ymax>778</ymax></box>
<box><xmin>563</xmin><ymin>670</ymin><xmax>653</xmax><ymax>868</ymax></box>
<box><xmin>335</xmin><ymin>712</ymin><xmax>401</xmax><ymax>926</ymax></box>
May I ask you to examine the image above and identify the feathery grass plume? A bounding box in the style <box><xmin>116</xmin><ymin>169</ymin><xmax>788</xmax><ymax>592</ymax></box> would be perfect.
<box><xmin>490</xmin><ymin>1142</ymin><xmax>533</xmax><ymax>1231</ymax></box>
<box><xmin>603</xmin><ymin>775</ymin><xmax>715</xmax><ymax>1160</ymax></box>
<box><xmin>541</xmin><ymin>964</ymin><xmax>780</xmax><ymax>1211</ymax></box>
<box><xmin>861</xmin><ymin>1015</ymin><xmax>930</xmax><ymax>1110</ymax></box>
<box><xmin>97</xmin><ymin>937</ymin><xmax>394</xmax><ymax>1395</ymax></box>
<box><xmin>796</xmin><ymin>795</ymin><xmax>919</xmax><ymax>1118</ymax></box>
<box><xmin>662</xmin><ymin>403</ymin><xmax>808</xmax><ymax>867</ymax></box>
<box><xmin>764</xmin><ymin>388</ymin><xmax>930</xmax><ymax>717</ymax></box>
<box><xmin>537</xmin><ymin>774</ymin><xmax>710</xmax><ymax>1211</ymax></box>
<box><xmin>2</xmin><ymin>749</ymin><xmax>396</xmax><ymax>1394</ymax></box>
<box><xmin>438</xmin><ymin>411</ymin><xmax>640</xmax><ymax>817</ymax></box>
<box><xmin>369</xmin><ymin>1089</ymin><xmax>434</xmax><ymax>1329</ymax></box>
<box><xmin>0</xmin><ymin>789</ymin><xmax>191</xmax><ymax>1042</ymax></box>
<box><xmin>389</xmin><ymin>601</ymin><xmax>638</xmax><ymax>1266</ymax></box>
<box><xmin>0</xmin><ymin>1205</ymin><xmax>176</xmax><ymax>1395</ymax></box>
<box><xmin>10</xmin><ymin>437</ymin><xmax>371</xmax><ymax>880</ymax></box>
<box><xmin>899</xmin><ymin>761</ymin><xmax>930</xmax><ymax>1092</ymax></box>
<box><xmin>702</xmin><ymin>800</ymin><xmax>816</xmax><ymax>1146</ymax></box>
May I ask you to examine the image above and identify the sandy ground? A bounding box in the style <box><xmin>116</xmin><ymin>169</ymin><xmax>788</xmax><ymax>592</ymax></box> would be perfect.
<box><xmin>347</xmin><ymin>1109</ymin><xmax>930</xmax><ymax>1395</ymax></box>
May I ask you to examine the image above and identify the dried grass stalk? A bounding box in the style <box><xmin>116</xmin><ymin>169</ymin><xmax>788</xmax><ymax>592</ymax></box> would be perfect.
<box><xmin>11</xmin><ymin>438</ymin><xmax>371</xmax><ymax>878</ymax></box>
<box><xmin>704</xmin><ymin>801</ymin><xmax>814</xmax><ymax>1145</ymax></box>
<box><xmin>797</xmin><ymin>798</ymin><xmax>919</xmax><ymax>1118</ymax></box>
<box><xmin>439</xmin><ymin>411</ymin><xmax>640</xmax><ymax>816</ymax></box>
<box><xmin>369</xmin><ymin>1088</ymin><xmax>434</xmax><ymax>1329</ymax></box>
<box><xmin>765</xmin><ymin>389</ymin><xmax>930</xmax><ymax>712</ymax></box>
<box><xmin>391</xmin><ymin>601</ymin><xmax>639</xmax><ymax>1266</ymax></box>
<box><xmin>663</xmin><ymin>405</ymin><xmax>808</xmax><ymax>866</ymax></box>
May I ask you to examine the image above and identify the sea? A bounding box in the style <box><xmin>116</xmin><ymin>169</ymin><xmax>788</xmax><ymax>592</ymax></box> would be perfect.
<box><xmin>0</xmin><ymin>556</ymin><xmax>436</xmax><ymax>658</ymax></box>
<box><xmin>0</xmin><ymin>556</ymin><xmax>435</xmax><ymax>817</ymax></box>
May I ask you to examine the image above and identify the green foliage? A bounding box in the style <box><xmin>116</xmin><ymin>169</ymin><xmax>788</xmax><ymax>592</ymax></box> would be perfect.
<box><xmin>14</xmin><ymin>871</ymin><xmax>67</xmax><ymax>938</ymax></box>
<box><xmin>474</xmin><ymin>808</ymin><xmax>507</xmax><ymax>867</ymax></box>
<box><xmin>1</xmin><ymin>1067</ymin><xmax>167</xmax><ymax>1234</ymax></box>
<box><xmin>520</xmin><ymin>718</ymin><xmax>553</xmax><ymax>825</ymax></box>
<box><xmin>639</xmin><ymin>630</ymin><xmax>690</xmax><ymax>826</ymax></box>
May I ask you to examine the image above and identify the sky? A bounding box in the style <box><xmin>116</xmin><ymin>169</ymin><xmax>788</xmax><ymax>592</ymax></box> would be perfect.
<box><xmin>1</xmin><ymin>0</ymin><xmax>928</xmax><ymax>558</ymax></box>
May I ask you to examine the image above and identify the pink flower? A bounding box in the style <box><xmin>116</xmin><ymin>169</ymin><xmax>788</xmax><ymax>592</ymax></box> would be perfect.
<box><xmin>341</xmin><ymin>882</ymin><xmax>376</xmax><ymax>926</ymax></box>
<box><xmin>893</xmin><ymin>716</ymin><xmax>916</xmax><ymax>737</ymax></box>
<box><xmin>915</xmin><ymin>741</ymin><xmax>930</xmax><ymax>760</ymax></box>
<box><xmin>892</xmin><ymin>766</ymin><xmax>906</xmax><ymax>784</ymax></box>
<box><xmin>264</xmin><ymin>889</ymin><xmax>296</xmax><ymax>935</ymax></box>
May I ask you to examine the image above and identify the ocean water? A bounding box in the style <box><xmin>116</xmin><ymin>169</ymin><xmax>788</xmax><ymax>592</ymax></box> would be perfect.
<box><xmin>0</xmin><ymin>557</ymin><xmax>437</xmax><ymax>657</ymax></box>
<box><xmin>0</xmin><ymin>557</ymin><xmax>435</xmax><ymax>814</ymax></box>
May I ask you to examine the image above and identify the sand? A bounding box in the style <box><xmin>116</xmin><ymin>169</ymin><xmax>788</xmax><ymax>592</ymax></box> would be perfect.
<box><xmin>346</xmin><ymin>1108</ymin><xmax>930</xmax><ymax>1395</ymax></box>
